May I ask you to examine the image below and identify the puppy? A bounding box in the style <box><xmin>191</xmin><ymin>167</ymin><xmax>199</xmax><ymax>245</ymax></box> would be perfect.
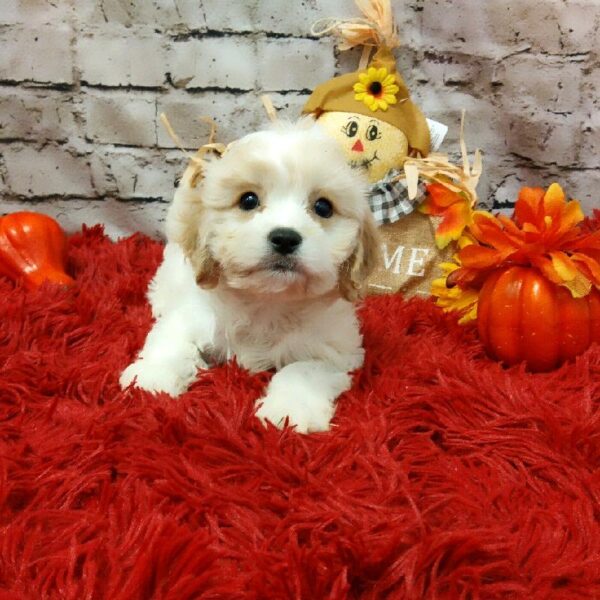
<box><xmin>120</xmin><ymin>119</ymin><xmax>379</xmax><ymax>433</ymax></box>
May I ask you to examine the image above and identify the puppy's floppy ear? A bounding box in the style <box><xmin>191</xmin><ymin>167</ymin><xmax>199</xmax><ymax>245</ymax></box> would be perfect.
<box><xmin>339</xmin><ymin>211</ymin><xmax>380</xmax><ymax>302</ymax></box>
<box><xmin>166</xmin><ymin>181</ymin><xmax>221</xmax><ymax>289</ymax></box>
<box><xmin>187</xmin><ymin>241</ymin><xmax>220</xmax><ymax>288</ymax></box>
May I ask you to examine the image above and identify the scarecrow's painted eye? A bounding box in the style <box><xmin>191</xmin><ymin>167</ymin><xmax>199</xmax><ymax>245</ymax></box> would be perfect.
<box><xmin>366</xmin><ymin>124</ymin><xmax>380</xmax><ymax>141</ymax></box>
<box><xmin>342</xmin><ymin>120</ymin><xmax>359</xmax><ymax>138</ymax></box>
<box><xmin>314</xmin><ymin>198</ymin><xmax>333</xmax><ymax>218</ymax></box>
<box><xmin>239</xmin><ymin>192</ymin><xmax>259</xmax><ymax>211</ymax></box>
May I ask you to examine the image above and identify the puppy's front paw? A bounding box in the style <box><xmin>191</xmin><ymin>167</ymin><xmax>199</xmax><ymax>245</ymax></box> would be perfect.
<box><xmin>255</xmin><ymin>390</ymin><xmax>335</xmax><ymax>434</ymax></box>
<box><xmin>120</xmin><ymin>356</ymin><xmax>200</xmax><ymax>396</ymax></box>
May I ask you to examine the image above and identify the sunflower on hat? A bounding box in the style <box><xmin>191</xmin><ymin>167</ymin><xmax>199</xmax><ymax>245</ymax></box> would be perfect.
<box><xmin>354</xmin><ymin>66</ymin><xmax>400</xmax><ymax>111</ymax></box>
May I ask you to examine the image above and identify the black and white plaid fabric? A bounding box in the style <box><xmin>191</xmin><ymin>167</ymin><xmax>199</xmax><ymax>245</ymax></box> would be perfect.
<box><xmin>368</xmin><ymin>169</ymin><xmax>425</xmax><ymax>225</ymax></box>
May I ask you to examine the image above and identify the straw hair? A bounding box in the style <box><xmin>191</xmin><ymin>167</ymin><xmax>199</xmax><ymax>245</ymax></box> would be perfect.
<box><xmin>311</xmin><ymin>0</ymin><xmax>399</xmax><ymax>52</ymax></box>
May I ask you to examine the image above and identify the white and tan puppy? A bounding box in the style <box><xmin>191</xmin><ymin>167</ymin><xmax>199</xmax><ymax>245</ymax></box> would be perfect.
<box><xmin>120</xmin><ymin>119</ymin><xmax>378</xmax><ymax>433</ymax></box>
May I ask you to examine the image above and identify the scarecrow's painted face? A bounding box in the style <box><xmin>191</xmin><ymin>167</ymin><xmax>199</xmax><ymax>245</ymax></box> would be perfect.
<box><xmin>317</xmin><ymin>111</ymin><xmax>409</xmax><ymax>183</ymax></box>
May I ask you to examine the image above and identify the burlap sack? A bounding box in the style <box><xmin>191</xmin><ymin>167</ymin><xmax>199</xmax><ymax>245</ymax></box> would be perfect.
<box><xmin>367</xmin><ymin>212</ymin><xmax>451</xmax><ymax>298</ymax></box>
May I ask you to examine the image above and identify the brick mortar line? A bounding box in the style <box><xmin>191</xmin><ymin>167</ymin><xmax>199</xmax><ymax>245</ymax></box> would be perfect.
<box><xmin>0</xmin><ymin>80</ymin><xmax>315</xmax><ymax>95</ymax></box>
<box><xmin>0</xmin><ymin>24</ymin><xmax>322</xmax><ymax>41</ymax></box>
<box><xmin>0</xmin><ymin>80</ymin><xmax>76</xmax><ymax>91</ymax></box>
<box><xmin>169</xmin><ymin>29</ymin><xmax>322</xmax><ymax>42</ymax></box>
<box><xmin>2</xmin><ymin>193</ymin><xmax>169</xmax><ymax>203</ymax></box>
<box><xmin>3</xmin><ymin>139</ymin><xmax>596</xmax><ymax>170</ymax></box>
<box><xmin>508</xmin><ymin>155</ymin><xmax>600</xmax><ymax>171</ymax></box>
<box><xmin>0</xmin><ymin>138</ymin><xmax>210</xmax><ymax>159</ymax></box>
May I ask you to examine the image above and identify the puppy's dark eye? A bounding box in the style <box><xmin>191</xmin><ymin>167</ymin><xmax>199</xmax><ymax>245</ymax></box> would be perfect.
<box><xmin>239</xmin><ymin>192</ymin><xmax>259</xmax><ymax>211</ymax></box>
<box><xmin>314</xmin><ymin>198</ymin><xmax>333</xmax><ymax>219</ymax></box>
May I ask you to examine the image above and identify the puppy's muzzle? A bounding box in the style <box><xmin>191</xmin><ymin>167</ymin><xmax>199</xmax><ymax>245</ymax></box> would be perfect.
<box><xmin>268</xmin><ymin>228</ymin><xmax>302</xmax><ymax>255</ymax></box>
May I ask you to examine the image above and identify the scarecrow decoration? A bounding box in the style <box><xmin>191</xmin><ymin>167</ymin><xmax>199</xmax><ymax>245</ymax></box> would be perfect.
<box><xmin>302</xmin><ymin>0</ymin><xmax>482</xmax><ymax>298</ymax></box>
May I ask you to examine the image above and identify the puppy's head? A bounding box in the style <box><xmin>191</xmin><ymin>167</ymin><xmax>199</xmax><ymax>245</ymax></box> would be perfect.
<box><xmin>172</xmin><ymin>119</ymin><xmax>379</xmax><ymax>300</ymax></box>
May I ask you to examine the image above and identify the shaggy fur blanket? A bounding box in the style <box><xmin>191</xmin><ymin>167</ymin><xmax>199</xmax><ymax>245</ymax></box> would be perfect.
<box><xmin>1</xmin><ymin>226</ymin><xmax>598</xmax><ymax>599</ymax></box>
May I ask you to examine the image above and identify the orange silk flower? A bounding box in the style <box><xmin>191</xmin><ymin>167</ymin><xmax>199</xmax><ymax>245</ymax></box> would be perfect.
<box><xmin>451</xmin><ymin>183</ymin><xmax>600</xmax><ymax>298</ymax></box>
<box><xmin>420</xmin><ymin>183</ymin><xmax>473</xmax><ymax>249</ymax></box>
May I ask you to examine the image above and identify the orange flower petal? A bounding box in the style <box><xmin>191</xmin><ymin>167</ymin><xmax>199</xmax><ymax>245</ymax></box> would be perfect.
<box><xmin>530</xmin><ymin>255</ymin><xmax>563</xmax><ymax>285</ymax></box>
<box><xmin>447</xmin><ymin>265</ymin><xmax>492</xmax><ymax>290</ymax></box>
<box><xmin>434</xmin><ymin>201</ymin><xmax>471</xmax><ymax>249</ymax></box>
<box><xmin>469</xmin><ymin>211</ymin><xmax>498</xmax><ymax>239</ymax></box>
<box><xmin>425</xmin><ymin>183</ymin><xmax>463</xmax><ymax>209</ymax></box>
<box><xmin>563</xmin><ymin>274</ymin><xmax>592</xmax><ymax>298</ymax></box>
<box><xmin>495</xmin><ymin>214</ymin><xmax>527</xmax><ymax>246</ymax></box>
<box><xmin>470</xmin><ymin>216</ymin><xmax>521</xmax><ymax>253</ymax></box>
<box><xmin>514</xmin><ymin>187</ymin><xmax>544</xmax><ymax>228</ymax></box>
<box><xmin>496</xmin><ymin>214</ymin><xmax>523</xmax><ymax>235</ymax></box>
<box><xmin>458</xmin><ymin>245</ymin><xmax>509</xmax><ymax>269</ymax></box>
<box><xmin>419</xmin><ymin>196</ymin><xmax>444</xmax><ymax>216</ymax></box>
<box><xmin>522</xmin><ymin>222</ymin><xmax>540</xmax><ymax>234</ymax></box>
<box><xmin>557</xmin><ymin>199</ymin><xmax>584</xmax><ymax>233</ymax></box>
<box><xmin>549</xmin><ymin>251</ymin><xmax>579</xmax><ymax>281</ymax></box>
<box><xmin>571</xmin><ymin>230</ymin><xmax>600</xmax><ymax>252</ymax></box>
<box><xmin>457</xmin><ymin>233</ymin><xmax>475</xmax><ymax>250</ymax></box>
<box><xmin>571</xmin><ymin>252</ymin><xmax>600</xmax><ymax>286</ymax></box>
<box><xmin>543</xmin><ymin>182</ymin><xmax>565</xmax><ymax>211</ymax></box>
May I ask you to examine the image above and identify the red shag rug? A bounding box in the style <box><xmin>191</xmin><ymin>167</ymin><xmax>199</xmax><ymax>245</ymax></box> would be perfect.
<box><xmin>1</xmin><ymin>225</ymin><xmax>599</xmax><ymax>600</ymax></box>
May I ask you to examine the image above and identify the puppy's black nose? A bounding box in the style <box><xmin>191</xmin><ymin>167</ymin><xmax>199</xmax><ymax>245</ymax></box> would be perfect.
<box><xmin>268</xmin><ymin>228</ymin><xmax>302</xmax><ymax>255</ymax></box>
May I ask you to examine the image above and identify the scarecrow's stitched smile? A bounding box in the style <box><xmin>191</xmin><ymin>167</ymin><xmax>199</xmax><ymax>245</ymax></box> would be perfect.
<box><xmin>350</xmin><ymin>150</ymin><xmax>380</xmax><ymax>170</ymax></box>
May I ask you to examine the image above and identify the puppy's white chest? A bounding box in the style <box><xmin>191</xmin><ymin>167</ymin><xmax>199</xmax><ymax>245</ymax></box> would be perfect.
<box><xmin>216</xmin><ymin>307</ymin><xmax>303</xmax><ymax>372</ymax></box>
<box><xmin>206</xmin><ymin>293</ymin><xmax>363</xmax><ymax>375</ymax></box>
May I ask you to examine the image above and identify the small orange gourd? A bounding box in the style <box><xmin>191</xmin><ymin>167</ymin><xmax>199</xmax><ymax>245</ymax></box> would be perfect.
<box><xmin>0</xmin><ymin>212</ymin><xmax>74</xmax><ymax>289</ymax></box>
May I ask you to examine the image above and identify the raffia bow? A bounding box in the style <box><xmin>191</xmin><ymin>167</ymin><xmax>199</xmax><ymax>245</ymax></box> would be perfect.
<box><xmin>403</xmin><ymin>111</ymin><xmax>482</xmax><ymax>207</ymax></box>
<box><xmin>400</xmin><ymin>111</ymin><xmax>483</xmax><ymax>248</ymax></box>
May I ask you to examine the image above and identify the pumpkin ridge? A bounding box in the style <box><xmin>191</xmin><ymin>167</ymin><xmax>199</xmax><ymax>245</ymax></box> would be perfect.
<box><xmin>557</xmin><ymin>287</ymin><xmax>591</xmax><ymax>363</ymax></box>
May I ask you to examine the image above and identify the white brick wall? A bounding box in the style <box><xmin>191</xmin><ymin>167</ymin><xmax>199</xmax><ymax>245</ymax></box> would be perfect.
<box><xmin>3</xmin><ymin>145</ymin><xmax>94</xmax><ymax>197</ymax></box>
<box><xmin>0</xmin><ymin>0</ymin><xmax>598</xmax><ymax>239</ymax></box>
<box><xmin>84</xmin><ymin>91</ymin><xmax>157</xmax><ymax>146</ymax></box>
<box><xmin>0</xmin><ymin>25</ymin><xmax>75</xmax><ymax>85</ymax></box>
<box><xmin>78</xmin><ymin>31</ymin><xmax>170</xmax><ymax>88</ymax></box>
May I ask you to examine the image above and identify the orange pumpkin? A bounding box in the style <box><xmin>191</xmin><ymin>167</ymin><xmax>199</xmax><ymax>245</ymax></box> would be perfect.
<box><xmin>0</xmin><ymin>212</ymin><xmax>74</xmax><ymax>289</ymax></box>
<box><xmin>478</xmin><ymin>266</ymin><xmax>600</xmax><ymax>371</ymax></box>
